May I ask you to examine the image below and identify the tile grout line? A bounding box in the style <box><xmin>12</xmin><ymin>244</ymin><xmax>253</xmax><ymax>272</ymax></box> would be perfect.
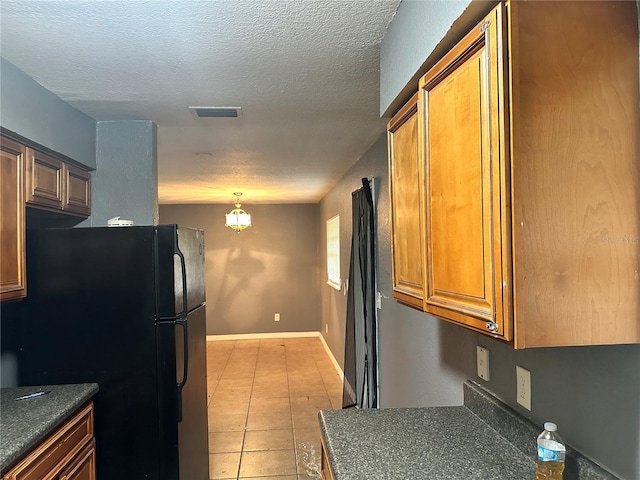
<box><xmin>284</xmin><ymin>340</ymin><xmax>298</xmax><ymax>477</ymax></box>
<box><xmin>236</xmin><ymin>340</ymin><xmax>260</xmax><ymax>480</ymax></box>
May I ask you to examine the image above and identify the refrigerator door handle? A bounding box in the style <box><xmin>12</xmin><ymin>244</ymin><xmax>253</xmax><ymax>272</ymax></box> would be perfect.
<box><xmin>176</xmin><ymin>318</ymin><xmax>189</xmax><ymax>423</ymax></box>
<box><xmin>175</xmin><ymin>247</ymin><xmax>188</xmax><ymax>319</ymax></box>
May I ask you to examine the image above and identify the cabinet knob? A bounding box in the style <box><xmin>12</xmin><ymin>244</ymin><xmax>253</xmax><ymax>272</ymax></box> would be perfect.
<box><xmin>486</xmin><ymin>322</ymin><xmax>499</xmax><ymax>333</ymax></box>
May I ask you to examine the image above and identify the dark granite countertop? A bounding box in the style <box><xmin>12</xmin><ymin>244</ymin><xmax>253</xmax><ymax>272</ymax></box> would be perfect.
<box><xmin>319</xmin><ymin>381</ymin><xmax>617</xmax><ymax>480</ymax></box>
<box><xmin>0</xmin><ymin>383</ymin><xmax>98</xmax><ymax>472</ymax></box>
<box><xmin>319</xmin><ymin>405</ymin><xmax>535</xmax><ymax>479</ymax></box>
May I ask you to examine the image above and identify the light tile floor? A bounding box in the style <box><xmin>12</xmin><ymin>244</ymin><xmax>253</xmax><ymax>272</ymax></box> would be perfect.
<box><xmin>206</xmin><ymin>337</ymin><xmax>343</xmax><ymax>480</ymax></box>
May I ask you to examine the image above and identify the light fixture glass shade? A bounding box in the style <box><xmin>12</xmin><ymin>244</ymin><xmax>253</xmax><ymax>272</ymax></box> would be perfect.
<box><xmin>225</xmin><ymin>193</ymin><xmax>252</xmax><ymax>232</ymax></box>
<box><xmin>225</xmin><ymin>209</ymin><xmax>252</xmax><ymax>231</ymax></box>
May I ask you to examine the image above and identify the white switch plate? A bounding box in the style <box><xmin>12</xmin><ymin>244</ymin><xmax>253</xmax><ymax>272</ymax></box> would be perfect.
<box><xmin>516</xmin><ymin>366</ymin><xmax>531</xmax><ymax>410</ymax></box>
<box><xmin>274</xmin><ymin>313</ymin><xmax>280</xmax><ymax>322</ymax></box>
<box><xmin>476</xmin><ymin>346</ymin><xmax>490</xmax><ymax>381</ymax></box>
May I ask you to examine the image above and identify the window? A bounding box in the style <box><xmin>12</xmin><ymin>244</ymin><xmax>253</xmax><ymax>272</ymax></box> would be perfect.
<box><xmin>326</xmin><ymin>215</ymin><xmax>341</xmax><ymax>290</ymax></box>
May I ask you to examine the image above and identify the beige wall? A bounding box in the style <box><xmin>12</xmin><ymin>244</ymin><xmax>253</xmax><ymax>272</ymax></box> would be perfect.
<box><xmin>160</xmin><ymin>203</ymin><xmax>320</xmax><ymax>336</ymax></box>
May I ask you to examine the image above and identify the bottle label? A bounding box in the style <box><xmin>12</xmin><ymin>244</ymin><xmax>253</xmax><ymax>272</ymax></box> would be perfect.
<box><xmin>538</xmin><ymin>445</ymin><xmax>564</xmax><ymax>462</ymax></box>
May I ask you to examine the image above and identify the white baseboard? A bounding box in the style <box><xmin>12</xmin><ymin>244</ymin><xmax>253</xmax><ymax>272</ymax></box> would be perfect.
<box><xmin>317</xmin><ymin>332</ymin><xmax>345</xmax><ymax>381</ymax></box>
<box><xmin>206</xmin><ymin>331</ymin><xmax>344</xmax><ymax>380</ymax></box>
<box><xmin>206</xmin><ymin>331</ymin><xmax>319</xmax><ymax>341</ymax></box>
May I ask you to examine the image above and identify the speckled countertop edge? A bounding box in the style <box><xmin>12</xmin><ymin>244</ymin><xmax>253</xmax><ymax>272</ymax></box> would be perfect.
<box><xmin>0</xmin><ymin>383</ymin><xmax>98</xmax><ymax>472</ymax></box>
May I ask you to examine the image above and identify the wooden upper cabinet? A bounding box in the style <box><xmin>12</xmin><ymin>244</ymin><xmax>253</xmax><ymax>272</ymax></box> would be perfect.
<box><xmin>25</xmin><ymin>147</ymin><xmax>91</xmax><ymax>217</ymax></box>
<box><xmin>419</xmin><ymin>5</ymin><xmax>510</xmax><ymax>339</ymax></box>
<box><xmin>415</xmin><ymin>0</ymin><xmax>639</xmax><ymax>348</ymax></box>
<box><xmin>508</xmin><ymin>0</ymin><xmax>640</xmax><ymax>348</ymax></box>
<box><xmin>64</xmin><ymin>162</ymin><xmax>91</xmax><ymax>216</ymax></box>
<box><xmin>0</xmin><ymin>136</ymin><xmax>27</xmax><ymax>301</ymax></box>
<box><xmin>388</xmin><ymin>93</ymin><xmax>424</xmax><ymax>309</ymax></box>
<box><xmin>26</xmin><ymin>147</ymin><xmax>64</xmax><ymax>209</ymax></box>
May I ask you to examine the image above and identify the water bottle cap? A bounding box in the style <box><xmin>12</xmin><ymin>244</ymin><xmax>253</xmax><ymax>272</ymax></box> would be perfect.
<box><xmin>544</xmin><ymin>422</ymin><xmax>557</xmax><ymax>431</ymax></box>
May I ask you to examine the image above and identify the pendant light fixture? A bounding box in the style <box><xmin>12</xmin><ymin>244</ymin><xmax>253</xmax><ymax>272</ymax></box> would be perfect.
<box><xmin>225</xmin><ymin>192</ymin><xmax>252</xmax><ymax>232</ymax></box>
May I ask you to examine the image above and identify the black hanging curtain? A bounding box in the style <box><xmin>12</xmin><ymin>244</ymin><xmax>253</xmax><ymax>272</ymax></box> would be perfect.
<box><xmin>342</xmin><ymin>178</ymin><xmax>378</xmax><ymax>409</ymax></box>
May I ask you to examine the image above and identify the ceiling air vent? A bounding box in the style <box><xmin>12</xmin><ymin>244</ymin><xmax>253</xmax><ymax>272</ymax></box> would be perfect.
<box><xmin>189</xmin><ymin>106</ymin><xmax>241</xmax><ymax>118</ymax></box>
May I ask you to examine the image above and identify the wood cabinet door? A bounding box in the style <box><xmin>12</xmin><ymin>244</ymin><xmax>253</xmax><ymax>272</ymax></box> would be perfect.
<box><xmin>26</xmin><ymin>147</ymin><xmax>63</xmax><ymax>209</ymax></box>
<box><xmin>0</xmin><ymin>136</ymin><xmax>26</xmax><ymax>301</ymax></box>
<box><xmin>63</xmin><ymin>163</ymin><xmax>91</xmax><ymax>216</ymax></box>
<box><xmin>320</xmin><ymin>440</ymin><xmax>336</xmax><ymax>480</ymax></box>
<box><xmin>419</xmin><ymin>4</ymin><xmax>511</xmax><ymax>339</ymax></box>
<box><xmin>388</xmin><ymin>93</ymin><xmax>423</xmax><ymax>309</ymax></box>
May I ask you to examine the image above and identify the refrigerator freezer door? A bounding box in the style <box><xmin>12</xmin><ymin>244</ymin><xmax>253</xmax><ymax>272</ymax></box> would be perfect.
<box><xmin>156</xmin><ymin>225</ymin><xmax>206</xmax><ymax>319</ymax></box>
<box><xmin>157</xmin><ymin>305</ymin><xmax>209</xmax><ymax>479</ymax></box>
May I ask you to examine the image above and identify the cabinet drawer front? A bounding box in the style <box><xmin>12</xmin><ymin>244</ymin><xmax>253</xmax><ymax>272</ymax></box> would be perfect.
<box><xmin>59</xmin><ymin>440</ymin><xmax>96</xmax><ymax>480</ymax></box>
<box><xmin>4</xmin><ymin>403</ymin><xmax>94</xmax><ymax>480</ymax></box>
<box><xmin>26</xmin><ymin>148</ymin><xmax>63</xmax><ymax>209</ymax></box>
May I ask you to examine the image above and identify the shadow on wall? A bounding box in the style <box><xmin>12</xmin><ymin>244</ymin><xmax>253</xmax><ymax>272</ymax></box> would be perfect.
<box><xmin>211</xmin><ymin>246</ymin><xmax>265</xmax><ymax>332</ymax></box>
<box><xmin>159</xmin><ymin>203</ymin><xmax>321</xmax><ymax>336</ymax></box>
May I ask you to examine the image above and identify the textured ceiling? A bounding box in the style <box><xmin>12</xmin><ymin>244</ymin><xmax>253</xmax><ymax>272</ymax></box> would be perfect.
<box><xmin>0</xmin><ymin>0</ymin><xmax>400</xmax><ymax>204</ymax></box>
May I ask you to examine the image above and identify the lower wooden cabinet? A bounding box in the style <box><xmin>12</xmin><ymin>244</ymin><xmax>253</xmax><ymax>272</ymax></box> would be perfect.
<box><xmin>0</xmin><ymin>136</ymin><xmax>26</xmax><ymax>301</ymax></box>
<box><xmin>2</xmin><ymin>403</ymin><xmax>95</xmax><ymax>480</ymax></box>
<box><xmin>320</xmin><ymin>439</ymin><xmax>336</xmax><ymax>480</ymax></box>
<box><xmin>58</xmin><ymin>441</ymin><xmax>96</xmax><ymax>480</ymax></box>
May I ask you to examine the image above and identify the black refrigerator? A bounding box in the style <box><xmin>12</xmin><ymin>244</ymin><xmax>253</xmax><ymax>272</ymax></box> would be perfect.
<box><xmin>16</xmin><ymin>225</ymin><xmax>209</xmax><ymax>480</ymax></box>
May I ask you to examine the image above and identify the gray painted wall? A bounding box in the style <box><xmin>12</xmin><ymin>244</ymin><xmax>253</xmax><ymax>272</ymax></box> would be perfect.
<box><xmin>334</xmin><ymin>1</ymin><xmax>640</xmax><ymax>478</ymax></box>
<box><xmin>318</xmin><ymin>135</ymin><xmax>475</xmax><ymax>406</ymax></box>
<box><xmin>379</xmin><ymin>1</ymin><xmax>471</xmax><ymax>116</ymax></box>
<box><xmin>86</xmin><ymin>120</ymin><xmax>158</xmax><ymax>226</ymax></box>
<box><xmin>160</xmin><ymin>203</ymin><xmax>320</xmax><ymax>336</ymax></box>
<box><xmin>0</xmin><ymin>58</ymin><xmax>96</xmax><ymax>168</ymax></box>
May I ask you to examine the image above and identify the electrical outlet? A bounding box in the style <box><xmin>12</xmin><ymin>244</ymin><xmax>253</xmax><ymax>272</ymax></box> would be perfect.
<box><xmin>325</xmin><ymin>323</ymin><xmax>329</xmax><ymax>333</ymax></box>
<box><xmin>274</xmin><ymin>313</ymin><xmax>280</xmax><ymax>322</ymax></box>
<box><xmin>476</xmin><ymin>346</ymin><xmax>490</xmax><ymax>381</ymax></box>
<box><xmin>516</xmin><ymin>366</ymin><xmax>531</xmax><ymax>410</ymax></box>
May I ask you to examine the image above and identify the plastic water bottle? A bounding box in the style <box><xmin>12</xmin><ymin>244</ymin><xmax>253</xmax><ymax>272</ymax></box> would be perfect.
<box><xmin>536</xmin><ymin>422</ymin><xmax>566</xmax><ymax>479</ymax></box>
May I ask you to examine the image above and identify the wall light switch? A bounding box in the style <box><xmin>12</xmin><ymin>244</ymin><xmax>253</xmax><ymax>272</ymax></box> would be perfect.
<box><xmin>516</xmin><ymin>366</ymin><xmax>531</xmax><ymax>410</ymax></box>
<box><xmin>476</xmin><ymin>346</ymin><xmax>490</xmax><ymax>381</ymax></box>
